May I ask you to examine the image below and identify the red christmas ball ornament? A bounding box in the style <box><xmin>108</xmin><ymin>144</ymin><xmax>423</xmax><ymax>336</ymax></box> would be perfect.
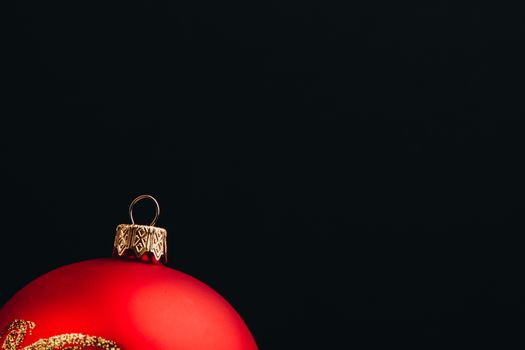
<box><xmin>0</xmin><ymin>195</ymin><xmax>258</xmax><ymax>350</ymax></box>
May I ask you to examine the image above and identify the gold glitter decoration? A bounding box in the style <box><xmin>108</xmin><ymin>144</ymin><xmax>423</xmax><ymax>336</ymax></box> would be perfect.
<box><xmin>114</xmin><ymin>223</ymin><xmax>167</xmax><ymax>262</ymax></box>
<box><xmin>22</xmin><ymin>333</ymin><xmax>120</xmax><ymax>350</ymax></box>
<box><xmin>0</xmin><ymin>320</ymin><xmax>35</xmax><ymax>350</ymax></box>
<box><xmin>0</xmin><ymin>320</ymin><xmax>120</xmax><ymax>350</ymax></box>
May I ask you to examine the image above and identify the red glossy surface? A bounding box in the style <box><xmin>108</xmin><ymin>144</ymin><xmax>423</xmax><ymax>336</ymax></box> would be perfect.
<box><xmin>0</xmin><ymin>258</ymin><xmax>258</xmax><ymax>350</ymax></box>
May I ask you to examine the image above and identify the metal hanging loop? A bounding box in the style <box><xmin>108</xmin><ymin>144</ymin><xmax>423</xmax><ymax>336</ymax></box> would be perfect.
<box><xmin>129</xmin><ymin>194</ymin><xmax>160</xmax><ymax>226</ymax></box>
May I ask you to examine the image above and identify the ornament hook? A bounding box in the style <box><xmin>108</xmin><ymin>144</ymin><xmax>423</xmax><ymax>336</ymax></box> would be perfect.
<box><xmin>129</xmin><ymin>194</ymin><xmax>160</xmax><ymax>226</ymax></box>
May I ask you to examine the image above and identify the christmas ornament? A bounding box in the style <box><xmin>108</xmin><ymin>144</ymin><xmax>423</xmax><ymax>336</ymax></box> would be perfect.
<box><xmin>0</xmin><ymin>195</ymin><xmax>258</xmax><ymax>350</ymax></box>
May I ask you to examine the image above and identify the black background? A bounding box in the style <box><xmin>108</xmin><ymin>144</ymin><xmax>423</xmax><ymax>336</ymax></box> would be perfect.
<box><xmin>2</xmin><ymin>1</ymin><xmax>525</xmax><ymax>349</ymax></box>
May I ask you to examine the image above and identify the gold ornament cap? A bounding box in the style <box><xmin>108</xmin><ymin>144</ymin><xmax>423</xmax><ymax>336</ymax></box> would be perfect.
<box><xmin>113</xmin><ymin>195</ymin><xmax>168</xmax><ymax>263</ymax></box>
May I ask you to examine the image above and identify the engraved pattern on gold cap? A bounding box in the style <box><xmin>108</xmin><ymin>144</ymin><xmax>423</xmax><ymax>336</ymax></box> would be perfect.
<box><xmin>114</xmin><ymin>224</ymin><xmax>167</xmax><ymax>262</ymax></box>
